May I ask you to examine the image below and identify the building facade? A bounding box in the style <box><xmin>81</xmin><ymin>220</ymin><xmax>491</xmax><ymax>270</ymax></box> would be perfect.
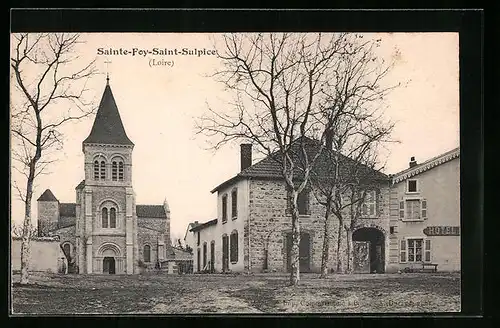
<box><xmin>36</xmin><ymin>79</ymin><xmax>172</xmax><ymax>275</ymax></box>
<box><xmin>386</xmin><ymin>148</ymin><xmax>460</xmax><ymax>272</ymax></box>
<box><xmin>190</xmin><ymin>145</ymin><xmax>461</xmax><ymax>274</ymax></box>
<box><xmin>191</xmin><ymin>142</ymin><xmax>393</xmax><ymax>274</ymax></box>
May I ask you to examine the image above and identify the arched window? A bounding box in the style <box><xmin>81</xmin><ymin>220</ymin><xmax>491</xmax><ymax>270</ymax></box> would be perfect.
<box><xmin>102</xmin><ymin>208</ymin><xmax>108</xmax><ymax>228</ymax></box>
<box><xmin>112</xmin><ymin>161</ymin><xmax>118</xmax><ymax>181</ymax></box>
<box><xmin>110</xmin><ymin>208</ymin><xmax>116</xmax><ymax>228</ymax></box>
<box><xmin>118</xmin><ymin>162</ymin><xmax>124</xmax><ymax>181</ymax></box>
<box><xmin>94</xmin><ymin>161</ymin><xmax>100</xmax><ymax>180</ymax></box>
<box><xmin>100</xmin><ymin>161</ymin><xmax>106</xmax><ymax>180</ymax></box>
<box><xmin>143</xmin><ymin>245</ymin><xmax>151</xmax><ymax>263</ymax></box>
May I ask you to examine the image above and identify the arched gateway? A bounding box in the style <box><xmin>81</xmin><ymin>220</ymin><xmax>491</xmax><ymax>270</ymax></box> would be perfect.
<box><xmin>97</xmin><ymin>243</ymin><xmax>122</xmax><ymax>274</ymax></box>
<box><xmin>352</xmin><ymin>227</ymin><xmax>385</xmax><ymax>274</ymax></box>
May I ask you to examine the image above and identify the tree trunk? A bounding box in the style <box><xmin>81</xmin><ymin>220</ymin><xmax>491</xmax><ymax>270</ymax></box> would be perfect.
<box><xmin>345</xmin><ymin>227</ymin><xmax>354</xmax><ymax>274</ymax></box>
<box><xmin>336</xmin><ymin>218</ymin><xmax>344</xmax><ymax>273</ymax></box>
<box><xmin>20</xmin><ymin>169</ymin><xmax>35</xmax><ymax>285</ymax></box>
<box><xmin>289</xmin><ymin>191</ymin><xmax>301</xmax><ymax>286</ymax></box>
<box><xmin>320</xmin><ymin>201</ymin><xmax>332</xmax><ymax>278</ymax></box>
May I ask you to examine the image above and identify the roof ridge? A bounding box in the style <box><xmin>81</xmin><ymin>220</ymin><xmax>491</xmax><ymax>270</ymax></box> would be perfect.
<box><xmin>393</xmin><ymin>147</ymin><xmax>460</xmax><ymax>183</ymax></box>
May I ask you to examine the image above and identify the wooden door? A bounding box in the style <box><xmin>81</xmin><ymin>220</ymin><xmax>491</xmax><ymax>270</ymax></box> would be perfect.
<box><xmin>210</xmin><ymin>242</ymin><xmax>215</xmax><ymax>272</ymax></box>
<box><xmin>222</xmin><ymin>235</ymin><xmax>229</xmax><ymax>272</ymax></box>
<box><xmin>353</xmin><ymin>241</ymin><xmax>370</xmax><ymax>273</ymax></box>
<box><xmin>286</xmin><ymin>232</ymin><xmax>311</xmax><ymax>273</ymax></box>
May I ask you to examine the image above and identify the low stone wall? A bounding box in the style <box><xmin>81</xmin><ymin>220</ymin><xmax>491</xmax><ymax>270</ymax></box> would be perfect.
<box><xmin>11</xmin><ymin>236</ymin><xmax>67</xmax><ymax>274</ymax></box>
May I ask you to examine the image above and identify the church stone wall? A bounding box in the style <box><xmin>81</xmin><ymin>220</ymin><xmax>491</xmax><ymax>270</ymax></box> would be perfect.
<box><xmin>137</xmin><ymin>227</ymin><xmax>162</xmax><ymax>269</ymax></box>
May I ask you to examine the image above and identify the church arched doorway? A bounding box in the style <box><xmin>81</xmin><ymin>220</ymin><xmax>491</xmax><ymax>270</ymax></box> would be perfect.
<box><xmin>352</xmin><ymin>227</ymin><xmax>385</xmax><ymax>274</ymax></box>
<box><xmin>103</xmin><ymin>257</ymin><xmax>116</xmax><ymax>274</ymax></box>
<box><xmin>97</xmin><ymin>243</ymin><xmax>122</xmax><ymax>274</ymax></box>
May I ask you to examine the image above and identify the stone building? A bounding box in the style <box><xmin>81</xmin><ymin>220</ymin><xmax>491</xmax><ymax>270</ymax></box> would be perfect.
<box><xmin>190</xmin><ymin>144</ymin><xmax>461</xmax><ymax>274</ymax></box>
<box><xmin>387</xmin><ymin>147</ymin><xmax>460</xmax><ymax>272</ymax></box>
<box><xmin>190</xmin><ymin>141</ymin><xmax>392</xmax><ymax>274</ymax></box>
<box><xmin>36</xmin><ymin>78</ymin><xmax>172</xmax><ymax>274</ymax></box>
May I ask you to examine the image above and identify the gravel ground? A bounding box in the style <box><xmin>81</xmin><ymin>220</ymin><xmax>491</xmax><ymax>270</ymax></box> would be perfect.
<box><xmin>11</xmin><ymin>271</ymin><xmax>461</xmax><ymax>314</ymax></box>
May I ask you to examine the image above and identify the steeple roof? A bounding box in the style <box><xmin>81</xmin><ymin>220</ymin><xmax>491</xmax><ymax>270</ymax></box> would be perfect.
<box><xmin>83</xmin><ymin>80</ymin><xmax>134</xmax><ymax>146</ymax></box>
<box><xmin>37</xmin><ymin>189</ymin><xmax>58</xmax><ymax>202</ymax></box>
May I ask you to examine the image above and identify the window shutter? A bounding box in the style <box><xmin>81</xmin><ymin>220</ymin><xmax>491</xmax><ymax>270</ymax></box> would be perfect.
<box><xmin>399</xmin><ymin>200</ymin><xmax>405</xmax><ymax>219</ymax></box>
<box><xmin>376</xmin><ymin>189</ymin><xmax>380</xmax><ymax>216</ymax></box>
<box><xmin>424</xmin><ymin>239</ymin><xmax>431</xmax><ymax>262</ymax></box>
<box><xmin>421</xmin><ymin>199</ymin><xmax>427</xmax><ymax>219</ymax></box>
<box><xmin>400</xmin><ymin>239</ymin><xmax>407</xmax><ymax>263</ymax></box>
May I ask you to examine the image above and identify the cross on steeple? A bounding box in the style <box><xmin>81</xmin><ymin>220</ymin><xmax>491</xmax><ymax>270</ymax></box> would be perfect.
<box><xmin>104</xmin><ymin>58</ymin><xmax>112</xmax><ymax>84</ymax></box>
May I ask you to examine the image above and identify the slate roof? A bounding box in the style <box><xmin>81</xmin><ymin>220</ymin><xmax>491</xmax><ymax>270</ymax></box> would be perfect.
<box><xmin>49</xmin><ymin>203</ymin><xmax>166</xmax><ymax>220</ymax></box>
<box><xmin>37</xmin><ymin>189</ymin><xmax>58</xmax><ymax>202</ymax></box>
<box><xmin>211</xmin><ymin>137</ymin><xmax>390</xmax><ymax>193</ymax></box>
<box><xmin>75</xmin><ymin>180</ymin><xmax>85</xmax><ymax>190</ymax></box>
<box><xmin>59</xmin><ymin>203</ymin><xmax>76</xmax><ymax>217</ymax></box>
<box><xmin>190</xmin><ymin>219</ymin><xmax>218</xmax><ymax>232</ymax></box>
<box><xmin>136</xmin><ymin>205</ymin><xmax>167</xmax><ymax>219</ymax></box>
<box><xmin>83</xmin><ymin>81</ymin><xmax>134</xmax><ymax>146</ymax></box>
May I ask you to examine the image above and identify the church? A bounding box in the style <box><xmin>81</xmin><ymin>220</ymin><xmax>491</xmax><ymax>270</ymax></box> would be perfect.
<box><xmin>36</xmin><ymin>78</ymin><xmax>172</xmax><ymax>275</ymax></box>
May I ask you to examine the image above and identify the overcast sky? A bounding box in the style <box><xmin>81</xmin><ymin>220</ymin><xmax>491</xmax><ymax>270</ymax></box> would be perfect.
<box><xmin>10</xmin><ymin>32</ymin><xmax>459</xmax><ymax>240</ymax></box>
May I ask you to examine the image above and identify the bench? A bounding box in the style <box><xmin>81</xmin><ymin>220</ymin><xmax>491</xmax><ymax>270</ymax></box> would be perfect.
<box><xmin>421</xmin><ymin>263</ymin><xmax>438</xmax><ymax>272</ymax></box>
<box><xmin>402</xmin><ymin>262</ymin><xmax>438</xmax><ymax>273</ymax></box>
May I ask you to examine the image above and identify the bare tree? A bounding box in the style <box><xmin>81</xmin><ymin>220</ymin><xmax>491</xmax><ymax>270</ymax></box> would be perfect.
<box><xmin>308</xmin><ymin>36</ymin><xmax>398</xmax><ymax>277</ymax></box>
<box><xmin>11</xmin><ymin>222</ymin><xmax>38</xmax><ymax>238</ymax></box>
<box><xmin>10</xmin><ymin>33</ymin><xmax>97</xmax><ymax>285</ymax></box>
<box><xmin>196</xmin><ymin>33</ymin><xmax>369</xmax><ymax>286</ymax></box>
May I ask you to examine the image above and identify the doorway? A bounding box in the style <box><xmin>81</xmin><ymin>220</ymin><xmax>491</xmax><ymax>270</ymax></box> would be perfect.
<box><xmin>210</xmin><ymin>241</ymin><xmax>215</xmax><ymax>272</ymax></box>
<box><xmin>103</xmin><ymin>257</ymin><xmax>116</xmax><ymax>274</ymax></box>
<box><xmin>286</xmin><ymin>232</ymin><xmax>311</xmax><ymax>273</ymax></box>
<box><xmin>352</xmin><ymin>227</ymin><xmax>385</xmax><ymax>273</ymax></box>
<box><xmin>222</xmin><ymin>235</ymin><xmax>229</xmax><ymax>272</ymax></box>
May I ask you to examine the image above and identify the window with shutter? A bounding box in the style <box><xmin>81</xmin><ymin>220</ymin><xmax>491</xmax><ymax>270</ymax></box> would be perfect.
<box><xmin>424</xmin><ymin>239</ymin><xmax>431</xmax><ymax>262</ymax></box>
<box><xmin>399</xmin><ymin>200</ymin><xmax>405</xmax><ymax>219</ymax></box>
<box><xmin>118</xmin><ymin>162</ymin><xmax>124</xmax><ymax>181</ymax></box>
<box><xmin>100</xmin><ymin>161</ymin><xmax>106</xmax><ymax>180</ymax></box>
<box><xmin>94</xmin><ymin>161</ymin><xmax>100</xmax><ymax>180</ymax></box>
<box><xmin>231</xmin><ymin>189</ymin><xmax>238</xmax><ymax>219</ymax></box>
<box><xmin>406</xmin><ymin>200</ymin><xmax>421</xmax><ymax>220</ymax></box>
<box><xmin>112</xmin><ymin>162</ymin><xmax>117</xmax><ymax>181</ymax></box>
<box><xmin>222</xmin><ymin>195</ymin><xmax>228</xmax><ymax>223</ymax></box>
<box><xmin>407</xmin><ymin>238</ymin><xmax>424</xmax><ymax>262</ymax></box>
<box><xmin>400</xmin><ymin>239</ymin><xmax>407</xmax><ymax>263</ymax></box>
<box><xmin>421</xmin><ymin>199</ymin><xmax>427</xmax><ymax>219</ymax></box>
<box><xmin>362</xmin><ymin>190</ymin><xmax>377</xmax><ymax>217</ymax></box>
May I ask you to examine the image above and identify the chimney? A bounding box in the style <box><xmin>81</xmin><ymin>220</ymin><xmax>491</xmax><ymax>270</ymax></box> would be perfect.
<box><xmin>409</xmin><ymin>156</ymin><xmax>417</xmax><ymax>168</ymax></box>
<box><xmin>194</xmin><ymin>221</ymin><xmax>199</xmax><ymax>225</ymax></box>
<box><xmin>240</xmin><ymin>143</ymin><xmax>252</xmax><ymax>171</ymax></box>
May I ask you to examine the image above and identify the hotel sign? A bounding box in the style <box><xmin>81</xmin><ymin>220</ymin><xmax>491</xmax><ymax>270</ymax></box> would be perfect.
<box><xmin>423</xmin><ymin>226</ymin><xmax>460</xmax><ymax>236</ymax></box>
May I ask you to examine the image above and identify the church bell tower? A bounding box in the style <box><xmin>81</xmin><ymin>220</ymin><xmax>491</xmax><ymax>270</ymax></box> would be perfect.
<box><xmin>75</xmin><ymin>77</ymin><xmax>138</xmax><ymax>274</ymax></box>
